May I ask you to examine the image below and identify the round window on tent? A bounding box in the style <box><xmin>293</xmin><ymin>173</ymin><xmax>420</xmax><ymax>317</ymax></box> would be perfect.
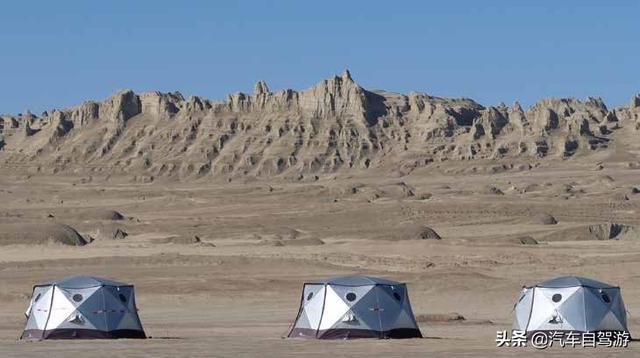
<box><xmin>72</xmin><ymin>294</ymin><xmax>83</xmax><ymax>302</ymax></box>
<box><xmin>393</xmin><ymin>292</ymin><xmax>402</xmax><ymax>301</ymax></box>
<box><xmin>34</xmin><ymin>293</ymin><xmax>42</xmax><ymax>302</ymax></box>
<box><xmin>306</xmin><ymin>292</ymin><xmax>314</xmax><ymax>301</ymax></box>
<box><xmin>346</xmin><ymin>292</ymin><xmax>357</xmax><ymax>302</ymax></box>
<box><xmin>119</xmin><ymin>293</ymin><xmax>127</xmax><ymax>303</ymax></box>
<box><xmin>552</xmin><ymin>294</ymin><xmax>562</xmax><ymax>303</ymax></box>
<box><xmin>601</xmin><ymin>292</ymin><xmax>611</xmax><ymax>303</ymax></box>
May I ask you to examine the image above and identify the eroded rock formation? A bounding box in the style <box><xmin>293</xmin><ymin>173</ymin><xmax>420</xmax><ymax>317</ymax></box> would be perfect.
<box><xmin>1</xmin><ymin>71</ymin><xmax>638</xmax><ymax>179</ymax></box>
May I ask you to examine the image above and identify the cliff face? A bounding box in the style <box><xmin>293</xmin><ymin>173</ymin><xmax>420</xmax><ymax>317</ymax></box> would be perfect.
<box><xmin>1</xmin><ymin>71</ymin><xmax>638</xmax><ymax>179</ymax></box>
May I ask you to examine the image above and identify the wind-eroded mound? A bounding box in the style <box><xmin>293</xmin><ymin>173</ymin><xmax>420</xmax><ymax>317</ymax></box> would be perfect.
<box><xmin>85</xmin><ymin>209</ymin><xmax>125</xmax><ymax>220</ymax></box>
<box><xmin>393</xmin><ymin>224</ymin><xmax>443</xmax><ymax>240</ymax></box>
<box><xmin>587</xmin><ymin>223</ymin><xmax>637</xmax><ymax>240</ymax></box>
<box><xmin>331</xmin><ymin>181</ymin><xmax>421</xmax><ymax>202</ymax></box>
<box><xmin>535</xmin><ymin>213</ymin><xmax>558</xmax><ymax>225</ymax></box>
<box><xmin>0</xmin><ymin>223</ymin><xmax>88</xmax><ymax>246</ymax></box>
<box><xmin>514</xmin><ymin>236</ymin><xmax>539</xmax><ymax>245</ymax></box>
<box><xmin>255</xmin><ymin>228</ymin><xmax>325</xmax><ymax>246</ymax></box>
<box><xmin>542</xmin><ymin>223</ymin><xmax>638</xmax><ymax>242</ymax></box>
<box><xmin>154</xmin><ymin>235</ymin><xmax>215</xmax><ymax>246</ymax></box>
<box><xmin>46</xmin><ymin>209</ymin><xmax>126</xmax><ymax>222</ymax></box>
<box><xmin>68</xmin><ymin>209</ymin><xmax>126</xmax><ymax>221</ymax></box>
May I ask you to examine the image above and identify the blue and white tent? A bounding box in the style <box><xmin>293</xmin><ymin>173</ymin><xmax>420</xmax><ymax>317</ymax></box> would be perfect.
<box><xmin>288</xmin><ymin>275</ymin><xmax>422</xmax><ymax>339</ymax></box>
<box><xmin>21</xmin><ymin>275</ymin><xmax>146</xmax><ymax>339</ymax></box>
<box><xmin>513</xmin><ymin>276</ymin><xmax>628</xmax><ymax>334</ymax></box>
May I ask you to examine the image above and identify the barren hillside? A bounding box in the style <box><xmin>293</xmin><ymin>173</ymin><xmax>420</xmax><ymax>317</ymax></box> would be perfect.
<box><xmin>1</xmin><ymin>70</ymin><xmax>638</xmax><ymax>180</ymax></box>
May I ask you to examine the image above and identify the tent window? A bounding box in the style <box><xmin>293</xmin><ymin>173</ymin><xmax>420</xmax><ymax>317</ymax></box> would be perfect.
<box><xmin>346</xmin><ymin>292</ymin><xmax>357</xmax><ymax>302</ymax></box>
<box><xmin>552</xmin><ymin>294</ymin><xmax>562</xmax><ymax>303</ymax></box>
<box><xmin>306</xmin><ymin>292</ymin><xmax>314</xmax><ymax>301</ymax></box>
<box><xmin>34</xmin><ymin>293</ymin><xmax>42</xmax><ymax>302</ymax></box>
<box><xmin>393</xmin><ymin>292</ymin><xmax>402</xmax><ymax>301</ymax></box>
<box><xmin>601</xmin><ymin>293</ymin><xmax>611</xmax><ymax>303</ymax></box>
<box><xmin>72</xmin><ymin>294</ymin><xmax>83</xmax><ymax>302</ymax></box>
<box><xmin>119</xmin><ymin>293</ymin><xmax>127</xmax><ymax>303</ymax></box>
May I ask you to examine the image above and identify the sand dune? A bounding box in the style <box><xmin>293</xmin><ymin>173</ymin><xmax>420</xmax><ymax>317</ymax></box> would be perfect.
<box><xmin>0</xmin><ymin>222</ymin><xmax>88</xmax><ymax>246</ymax></box>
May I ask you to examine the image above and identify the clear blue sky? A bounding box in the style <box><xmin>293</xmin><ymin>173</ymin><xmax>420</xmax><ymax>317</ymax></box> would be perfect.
<box><xmin>1</xmin><ymin>0</ymin><xmax>638</xmax><ymax>115</ymax></box>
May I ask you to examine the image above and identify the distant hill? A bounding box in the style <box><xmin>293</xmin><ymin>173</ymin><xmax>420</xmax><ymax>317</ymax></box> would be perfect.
<box><xmin>1</xmin><ymin>70</ymin><xmax>639</xmax><ymax>180</ymax></box>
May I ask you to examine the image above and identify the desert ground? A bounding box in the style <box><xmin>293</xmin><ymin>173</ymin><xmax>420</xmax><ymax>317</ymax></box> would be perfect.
<box><xmin>0</xmin><ymin>158</ymin><xmax>639</xmax><ymax>357</ymax></box>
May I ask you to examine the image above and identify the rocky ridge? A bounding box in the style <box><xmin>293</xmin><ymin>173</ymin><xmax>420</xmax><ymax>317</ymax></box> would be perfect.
<box><xmin>1</xmin><ymin>70</ymin><xmax>639</xmax><ymax>179</ymax></box>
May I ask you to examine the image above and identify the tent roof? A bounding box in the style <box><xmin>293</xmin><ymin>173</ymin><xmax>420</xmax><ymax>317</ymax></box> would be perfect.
<box><xmin>306</xmin><ymin>275</ymin><xmax>402</xmax><ymax>286</ymax></box>
<box><xmin>532</xmin><ymin>276</ymin><xmax>617</xmax><ymax>289</ymax></box>
<box><xmin>38</xmin><ymin>275</ymin><xmax>130</xmax><ymax>288</ymax></box>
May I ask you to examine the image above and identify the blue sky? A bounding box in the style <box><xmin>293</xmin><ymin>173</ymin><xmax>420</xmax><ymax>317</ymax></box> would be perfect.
<box><xmin>0</xmin><ymin>0</ymin><xmax>638</xmax><ymax>114</ymax></box>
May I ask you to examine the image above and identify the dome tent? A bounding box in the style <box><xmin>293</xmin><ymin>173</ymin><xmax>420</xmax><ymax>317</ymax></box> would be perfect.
<box><xmin>287</xmin><ymin>275</ymin><xmax>422</xmax><ymax>339</ymax></box>
<box><xmin>21</xmin><ymin>275</ymin><xmax>146</xmax><ymax>340</ymax></box>
<box><xmin>513</xmin><ymin>276</ymin><xmax>629</xmax><ymax>334</ymax></box>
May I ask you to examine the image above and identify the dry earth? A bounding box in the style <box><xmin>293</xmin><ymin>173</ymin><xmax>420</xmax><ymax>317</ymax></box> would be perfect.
<box><xmin>0</xmin><ymin>157</ymin><xmax>639</xmax><ymax>357</ymax></box>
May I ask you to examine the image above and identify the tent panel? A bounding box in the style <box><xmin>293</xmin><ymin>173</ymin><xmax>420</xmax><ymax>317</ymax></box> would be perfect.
<box><xmin>525</xmin><ymin>288</ymin><xmax>555</xmax><ymax>330</ymax></box>
<box><xmin>598</xmin><ymin>311</ymin><xmax>624</xmax><ymax>331</ymax></box>
<box><xmin>593</xmin><ymin>288</ymin><xmax>627</xmax><ymax>330</ymax></box>
<box><xmin>55</xmin><ymin>286</ymin><xmax>100</xmax><ymax>309</ymax></box>
<box><xmin>49</xmin><ymin>286</ymin><xmax>102</xmax><ymax>330</ymax></box>
<box><xmin>392</xmin><ymin>309</ymin><xmax>418</xmax><ymax>330</ymax></box>
<box><xmin>116</xmin><ymin>313</ymin><xmax>143</xmax><ymax>331</ymax></box>
<box><xmin>24</xmin><ymin>316</ymin><xmax>40</xmax><ymax>331</ymax></box>
<box><xmin>112</xmin><ymin>286</ymin><xmax>135</xmax><ymax>311</ymax></box>
<box><xmin>21</xmin><ymin>286</ymin><xmax>53</xmax><ymax>339</ymax></box>
<box><xmin>43</xmin><ymin>276</ymin><xmax>128</xmax><ymax>289</ymax></box>
<box><xmin>69</xmin><ymin>288</ymin><xmax>108</xmax><ymax>331</ymax></box>
<box><xmin>299</xmin><ymin>285</ymin><xmax>325</xmax><ymax>330</ymax></box>
<box><xmin>400</xmin><ymin>287</ymin><xmax>421</xmax><ymax>332</ymax></box>
<box><xmin>25</xmin><ymin>286</ymin><xmax>50</xmax><ymax>317</ymax></box>
<box><xmin>45</xmin><ymin>287</ymin><xmax>77</xmax><ymax>330</ymax></box>
<box><xmin>103</xmin><ymin>286</ymin><xmax>133</xmax><ymax>330</ymax></box>
<box><xmin>513</xmin><ymin>288</ymin><xmax>533</xmax><ymax>330</ymax></box>
<box><xmin>26</xmin><ymin>286</ymin><xmax>54</xmax><ymax>330</ymax></box>
<box><xmin>122</xmin><ymin>287</ymin><xmax>144</xmax><ymax>330</ymax></box>
<box><xmin>318</xmin><ymin>286</ymin><xmax>352</xmax><ymax>330</ymax></box>
<box><xmin>539</xmin><ymin>286</ymin><xmax>580</xmax><ymax>304</ymax></box>
<box><xmin>309</xmin><ymin>276</ymin><xmax>400</xmax><ymax>286</ymax></box>
<box><xmin>295</xmin><ymin>309</ymin><xmax>312</xmax><ymax>330</ymax></box>
<box><xmin>54</xmin><ymin>310</ymin><xmax>98</xmax><ymax>331</ymax></box>
<box><xmin>609</xmin><ymin>290</ymin><xmax>628</xmax><ymax>330</ymax></box>
<box><xmin>527</xmin><ymin>287</ymin><xmax>579</xmax><ymax>331</ymax></box>
<box><xmin>583</xmin><ymin>287</ymin><xmax>611</xmax><ymax>330</ymax></box>
<box><xmin>535</xmin><ymin>276</ymin><xmax>615</xmax><ymax>289</ymax></box>
<box><xmin>376</xmin><ymin>285</ymin><xmax>404</xmax><ymax>331</ymax></box>
<box><xmin>328</xmin><ymin>284</ymin><xmax>374</xmax><ymax>307</ymax></box>
<box><xmin>327</xmin><ymin>287</ymin><xmax>381</xmax><ymax>332</ymax></box>
<box><xmin>555</xmin><ymin>288</ymin><xmax>586</xmax><ymax>331</ymax></box>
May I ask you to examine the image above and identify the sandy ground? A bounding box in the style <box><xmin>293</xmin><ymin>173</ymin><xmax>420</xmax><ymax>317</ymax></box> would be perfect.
<box><xmin>0</xmin><ymin>160</ymin><xmax>639</xmax><ymax>357</ymax></box>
